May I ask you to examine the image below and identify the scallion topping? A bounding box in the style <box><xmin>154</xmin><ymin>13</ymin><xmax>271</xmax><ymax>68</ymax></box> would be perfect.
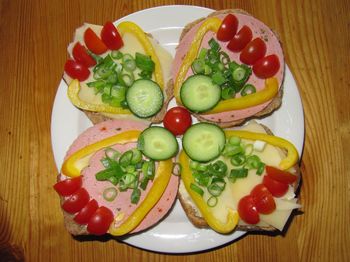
<box><xmin>103</xmin><ymin>187</ymin><xmax>118</xmax><ymax>202</ymax></box>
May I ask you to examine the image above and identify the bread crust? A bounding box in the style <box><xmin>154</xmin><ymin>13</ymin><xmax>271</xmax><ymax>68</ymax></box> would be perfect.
<box><xmin>173</xmin><ymin>9</ymin><xmax>285</xmax><ymax>128</ymax></box>
<box><xmin>177</xmin><ymin>123</ymin><xmax>300</xmax><ymax>232</ymax></box>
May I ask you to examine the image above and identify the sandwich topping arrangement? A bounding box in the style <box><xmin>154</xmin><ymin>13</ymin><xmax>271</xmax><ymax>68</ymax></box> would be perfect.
<box><xmin>54</xmin><ymin>9</ymin><xmax>302</xmax><ymax>241</ymax></box>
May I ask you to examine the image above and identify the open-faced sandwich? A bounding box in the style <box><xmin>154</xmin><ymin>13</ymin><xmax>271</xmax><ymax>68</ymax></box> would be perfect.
<box><xmin>63</xmin><ymin>21</ymin><xmax>173</xmax><ymax>124</ymax></box>
<box><xmin>178</xmin><ymin>121</ymin><xmax>300</xmax><ymax>233</ymax></box>
<box><xmin>172</xmin><ymin>9</ymin><xmax>284</xmax><ymax>127</ymax></box>
<box><xmin>53</xmin><ymin>119</ymin><xmax>179</xmax><ymax>236</ymax></box>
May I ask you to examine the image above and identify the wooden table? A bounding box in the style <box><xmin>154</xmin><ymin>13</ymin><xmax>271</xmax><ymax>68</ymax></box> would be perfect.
<box><xmin>1</xmin><ymin>0</ymin><xmax>349</xmax><ymax>261</ymax></box>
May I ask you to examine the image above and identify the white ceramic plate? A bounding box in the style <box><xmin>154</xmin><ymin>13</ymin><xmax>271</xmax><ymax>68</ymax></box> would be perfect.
<box><xmin>51</xmin><ymin>5</ymin><xmax>304</xmax><ymax>253</ymax></box>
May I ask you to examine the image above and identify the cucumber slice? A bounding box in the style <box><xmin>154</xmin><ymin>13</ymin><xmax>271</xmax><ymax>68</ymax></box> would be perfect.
<box><xmin>182</xmin><ymin>123</ymin><xmax>226</xmax><ymax>162</ymax></box>
<box><xmin>138</xmin><ymin>126</ymin><xmax>178</xmax><ymax>160</ymax></box>
<box><xmin>126</xmin><ymin>79</ymin><xmax>163</xmax><ymax>118</ymax></box>
<box><xmin>180</xmin><ymin>75</ymin><xmax>221</xmax><ymax>113</ymax></box>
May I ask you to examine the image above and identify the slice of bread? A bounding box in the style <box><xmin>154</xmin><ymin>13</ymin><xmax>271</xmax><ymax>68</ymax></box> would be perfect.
<box><xmin>178</xmin><ymin>122</ymin><xmax>300</xmax><ymax>232</ymax></box>
<box><xmin>63</xmin><ymin>23</ymin><xmax>174</xmax><ymax>125</ymax></box>
<box><xmin>171</xmin><ymin>9</ymin><xmax>284</xmax><ymax>128</ymax></box>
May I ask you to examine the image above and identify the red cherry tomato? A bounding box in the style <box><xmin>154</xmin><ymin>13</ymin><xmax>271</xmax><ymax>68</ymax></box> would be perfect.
<box><xmin>238</xmin><ymin>195</ymin><xmax>260</xmax><ymax>224</ymax></box>
<box><xmin>263</xmin><ymin>175</ymin><xmax>289</xmax><ymax>198</ymax></box>
<box><xmin>163</xmin><ymin>107</ymin><xmax>192</xmax><ymax>136</ymax></box>
<box><xmin>216</xmin><ymin>14</ymin><xmax>238</xmax><ymax>42</ymax></box>
<box><xmin>62</xmin><ymin>188</ymin><xmax>90</xmax><ymax>214</ymax></box>
<box><xmin>84</xmin><ymin>28</ymin><xmax>108</xmax><ymax>55</ymax></box>
<box><xmin>240</xmin><ymin>38</ymin><xmax>267</xmax><ymax>65</ymax></box>
<box><xmin>87</xmin><ymin>206</ymin><xmax>114</xmax><ymax>235</ymax></box>
<box><xmin>53</xmin><ymin>176</ymin><xmax>82</xmax><ymax>196</ymax></box>
<box><xmin>101</xmin><ymin>21</ymin><xmax>124</xmax><ymax>50</ymax></box>
<box><xmin>64</xmin><ymin>59</ymin><xmax>90</xmax><ymax>81</ymax></box>
<box><xmin>74</xmin><ymin>199</ymin><xmax>99</xmax><ymax>225</ymax></box>
<box><xmin>72</xmin><ymin>42</ymin><xmax>96</xmax><ymax>67</ymax></box>
<box><xmin>266</xmin><ymin>166</ymin><xmax>297</xmax><ymax>184</ymax></box>
<box><xmin>253</xmin><ymin>54</ymin><xmax>280</xmax><ymax>78</ymax></box>
<box><xmin>250</xmin><ymin>184</ymin><xmax>276</xmax><ymax>214</ymax></box>
<box><xmin>227</xmin><ymin>25</ymin><xmax>253</xmax><ymax>52</ymax></box>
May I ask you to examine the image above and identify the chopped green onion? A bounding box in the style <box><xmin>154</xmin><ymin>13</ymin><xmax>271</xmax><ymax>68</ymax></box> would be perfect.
<box><xmin>219</xmin><ymin>51</ymin><xmax>230</xmax><ymax>65</ymax></box>
<box><xmin>223</xmin><ymin>144</ymin><xmax>243</xmax><ymax>156</ymax></box>
<box><xmin>135</xmin><ymin>52</ymin><xmax>155</xmax><ymax>72</ymax></box>
<box><xmin>119</xmin><ymin>173</ymin><xmax>136</xmax><ymax>190</ymax></box>
<box><xmin>191</xmin><ymin>59</ymin><xmax>205</xmax><ymax>74</ymax></box>
<box><xmin>122</xmin><ymin>53</ymin><xmax>133</xmax><ymax>62</ymax></box>
<box><xmin>131</xmin><ymin>187</ymin><xmax>141</xmax><ymax>204</ymax></box>
<box><xmin>138</xmin><ymin>70</ymin><xmax>152</xmax><ymax>79</ymax></box>
<box><xmin>87</xmin><ymin>80</ymin><xmax>105</xmax><ymax>89</ymax></box>
<box><xmin>241</xmin><ymin>84</ymin><xmax>256</xmax><ymax>96</ymax></box>
<box><xmin>130</xmin><ymin>148</ymin><xmax>142</xmax><ymax>164</ymax></box>
<box><xmin>198</xmin><ymin>48</ymin><xmax>208</xmax><ymax>60</ymax></box>
<box><xmin>125</xmin><ymin>165</ymin><xmax>136</xmax><ymax>173</ymax></box>
<box><xmin>108</xmin><ymin>176</ymin><xmax>119</xmax><ymax>185</ymax></box>
<box><xmin>209</xmin><ymin>160</ymin><xmax>227</xmax><ymax>177</ymax></box>
<box><xmin>244</xmin><ymin>144</ymin><xmax>254</xmax><ymax>155</ymax></box>
<box><xmin>120</xmin><ymin>100</ymin><xmax>128</xmax><ymax>109</ymax></box>
<box><xmin>207</xmin><ymin>182</ymin><xmax>224</xmax><ymax>197</ymax></box>
<box><xmin>207</xmin><ymin>196</ymin><xmax>218</xmax><ymax>207</ymax></box>
<box><xmin>106</xmin><ymin>72</ymin><xmax>118</xmax><ymax>84</ymax></box>
<box><xmin>256</xmin><ymin>162</ymin><xmax>265</xmax><ymax>175</ymax></box>
<box><xmin>190</xmin><ymin>183</ymin><xmax>204</xmax><ymax>196</ymax></box>
<box><xmin>119</xmin><ymin>73</ymin><xmax>134</xmax><ymax>87</ymax></box>
<box><xmin>197</xmin><ymin>163</ymin><xmax>208</xmax><ymax>172</ymax></box>
<box><xmin>119</xmin><ymin>151</ymin><xmax>133</xmax><ymax>167</ymax></box>
<box><xmin>208</xmin><ymin>38</ymin><xmax>220</xmax><ymax>52</ymax></box>
<box><xmin>193</xmin><ymin>172</ymin><xmax>211</xmax><ymax>187</ymax></box>
<box><xmin>245</xmin><ymin>155</ymin><xmax>261</xmax><ymax>169</ymax></box>
<box><xmin>204</xmin><ymin>64</ymin><xmax>212</xmax><ymax>75</ymax></box>
<box><xmin>229</xmin><ymin>136</ymin><xmax>241</xmax><ymax>146</ymax></box>
<box><xmin>228</xmin><ymin>168</ymin><xmax>248</xmax><ymax>183</ymax></box>
<box><xmin>230</xmin><ymin>154</ymin><xmax>246</xmax><ymax>166</ymax></box>
<box><xmin>221</xmin><ymin>86</ymin><xmax>235</xmax><ymax>100</ymax></box>
<box><xmin>103</xmin><ymin>187</ymin><xmax>118</xmax><ymax>202</ymax></box>
<box><xmin>189</xmin><ymin>160</ymin><xmax>199</xmax><ymax>170</ymax></box>
<box><xmin>111</xmin><ymin>50</ymin><xmax>122</xmax><ymax>59</ymax></box>
<box><xmin>105</xmin><ymin>148</ymin><xmax>120</xmax><ymax>160</ymax></box>
<box><xmin>212</xmin><ymin>71</ymin><xmax>226</xmax><ymax>85</ymax></box>
<box><xmin>123</xmin><ymin>59</ymin><xmax>136</xmax><ymax>72</ymax></box>
<box><xmin>232</xmin><ymin>67</ymin><xmax>247</xmax><ymax>82</ymax></box>
<box><xmin>142</xmin><ymin>160</ymin><xmax>155</xmax><ymax>179</ymax></box>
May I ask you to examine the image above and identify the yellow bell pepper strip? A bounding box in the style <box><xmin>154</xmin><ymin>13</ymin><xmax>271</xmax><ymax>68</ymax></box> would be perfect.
<box><xmin>117</xmin><ymin>21</ymin><xmax>164</xmax><ymax>89</ymax></box>
<box><xmin>67</xmin><ymin>79</ymin><xmax>132</xmax><ymax>114</ymax></box>
<box><xmin>174</xmin><ymin>17</ymin><xmax>222</xmax><ymax>101</ymax></box>
<box><xmin>61</xmin><ymin>130</ymin><xmax>141</xmax><ymax>177</ymax></box>
<box><xmin>179</xmin><ymin>151</ymin><xmax>239</xmax><ymax>233</ymax></box>
<box><xmin>225</xmin><ymin>130</ymin><xmax>299</xmax><ymax>170</ymax></box>
<box><xmin>204</xmin><ymin>77</ymin><xmax>279</xmax><ymax>114</ymax></box>
<box><xmin>109</xmin><ymin>159</ymin><xmax>173</xmax><ymax>236</ymax></box>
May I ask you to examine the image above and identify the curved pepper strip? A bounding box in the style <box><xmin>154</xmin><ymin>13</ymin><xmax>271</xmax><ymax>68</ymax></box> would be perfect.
<box><xmin>117</xmin><ymin>21</ymin><xmax>164</xmax><ymax>89</ymax></box>
<box><xmin>109</xmin><ymin>159</ymin><xmax>173</xmax><ymax>236</ymax></box>
<box><xmin>67</xmin><ymin>79</ymin><xmax>132</xmax><ymax>114</ymax></box>
<box><xmin>61</xmin><ymin>130</ymin><xmax>141</xmax><ymax>177</ymax></box>
<box><xmin>174</xmin><ymin>17</ymin><xmax>222</xmax><ymax>101</ymax></box>
<box><xmin>179</xmin><ymin>151</ymin><xmax>239</xmax><ymax>233</ymax></box>
<box><xmin>204</xmin><ymin>77</ymin><xmax>279</xmax><ymax>114</ymax></box>
<box><xmin>225</xmin><ymin>130</ymin><xmax>299</xmax><ymax>170</ymax></box>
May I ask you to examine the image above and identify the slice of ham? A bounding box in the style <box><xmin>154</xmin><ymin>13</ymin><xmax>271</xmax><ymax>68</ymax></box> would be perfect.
<box><xmin>60</xmin><ymin>119</ymin><xmax>179</xmax><ymax>234</ymax></box>
<box><xmin>172</xmin><ymin>12</ymin><xmax>284</xmax><ymax>123</ymax></box>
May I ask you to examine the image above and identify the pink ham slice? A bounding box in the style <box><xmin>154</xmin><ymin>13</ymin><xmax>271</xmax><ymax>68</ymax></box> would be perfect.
<box><xmin>172</xmin><ymin>13</ymin><xmax>284</xmax><ymax>123</ymax></box>
<box><xmin>61</xmin><ymin>119</ymin><xmax>179</xmax><ymax>234</ymax></box>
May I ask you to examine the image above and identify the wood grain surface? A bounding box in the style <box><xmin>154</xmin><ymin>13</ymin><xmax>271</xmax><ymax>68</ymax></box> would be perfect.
<box><xmin>0</xmin><ymin>0</ymin><xmax>349</xmax><ymax>261</ymax></box>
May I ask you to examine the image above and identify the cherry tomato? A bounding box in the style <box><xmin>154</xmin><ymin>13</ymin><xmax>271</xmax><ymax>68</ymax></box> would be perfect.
<box><xmin>64</xmin><ymin>59</ymin><xmax>90</xmax><ymax>81</ymax></box>
<box><xmin>227</xmin><ymin>25</ymin><xmax>253</xmax><ymax>52</ymax></box>
<box><xmin>253</xmin><ymin>54</ymin><xmax>280</xmax><ymax>78</ymax></box>
<box><xmin>87</xmin><ymin>206</ymin><xmax>114</xmax><ymax>235</ymax></box>
<box><xmin>250</xmin><ymin>184</ymin><xmax>276</xmax><ymax>214</ymax></box>
<box><xmin>216</xmin><ymin>14</ymin><xmax>238</xmax><ymax>42</ymax></box>
<box><xmin>62</xmin><ymin>188</ymin><xmax>90</xmax><ymax>214</ymax></box>
<box><xmin>53</xmin><ymin>176</ymin><xmax>82</xmax><ymax>196</ymax></box>
<box><xmin>72</xmin><ymin>42</ymin><xmax>96</xmax><ymax>67</ymax></box>
<box><xmin>238</xmin><ymin>195</ymin><xmax>260</xmax><ymax>224</ymax></box>
<box><xmin>240</xmin><ymin>38</ymin><xmax>267</xmax><ymax>65</ymax></box>
<box><xmin>74</xmin><ymin>199</ymin><xmax>99</xmax><ymax>224</ymax></box>
<box><xmin>101</xmin><ymin>21</ymin><xmax>124</xmax><ymax>50</ymax></box>
<box><xmin>263</xmin><ymin>175</ymin><xmax>289</xmax><ymax>198</ymax></box>
<box><xmin>266</xmin><ymin>166</ymin><xmax>297</xmax><ymax>184</ymax></box>
<box><xmin>84</xmin><ymin>28</ymin><xmax>108</xmax><ymax>55</ymax></box>
<box><xmin>163</xmin><ymin>106</ymin><xmax>192</xmax><ymax>136</ymax></box>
